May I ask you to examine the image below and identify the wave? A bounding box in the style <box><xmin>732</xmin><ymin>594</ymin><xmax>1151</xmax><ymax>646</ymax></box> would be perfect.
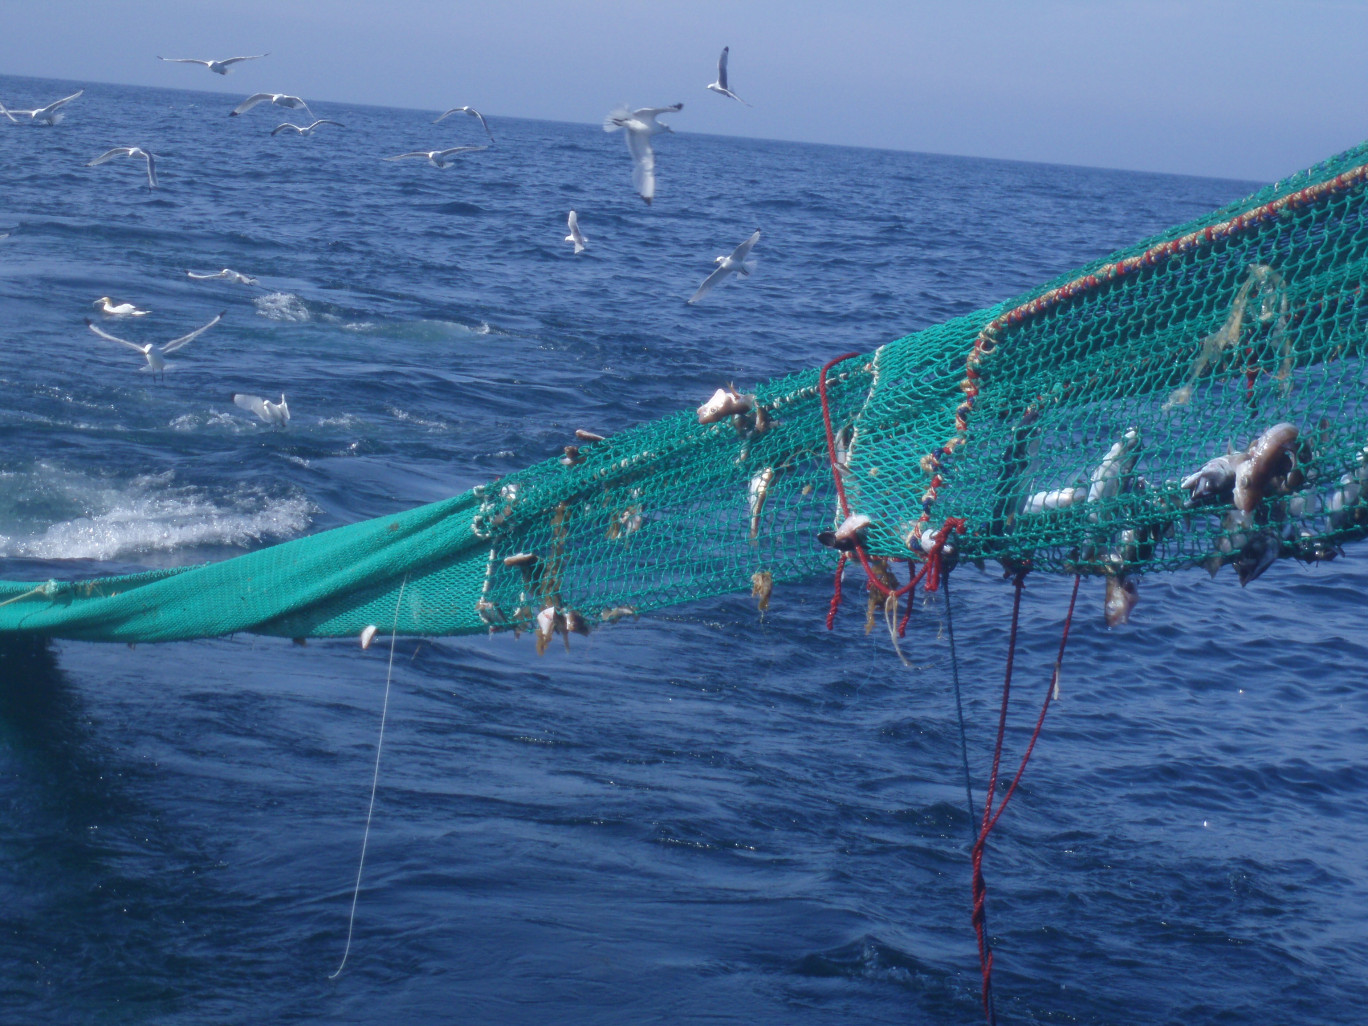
<box><xmin>254</xmin><ymin>292</ymin><xmax>311</xmax><ymax>322</ymax></box>
<box><xmin>0</xmin><ymin>466</ymin><xmax>312</xmax><ymax>561</ymax></box>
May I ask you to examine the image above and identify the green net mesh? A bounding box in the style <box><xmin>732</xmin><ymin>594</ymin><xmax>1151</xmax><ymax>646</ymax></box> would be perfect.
<box><xmin>7</xmin><ymin>139</ymin><xmax>1368</xmax><ymax>643</ymax></box>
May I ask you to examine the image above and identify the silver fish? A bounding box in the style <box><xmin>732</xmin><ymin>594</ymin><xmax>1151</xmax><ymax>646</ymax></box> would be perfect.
<box><xmin>748</xmin><ymin>467</ymin><xmax>774</xmax><ymax>540</ymax></box>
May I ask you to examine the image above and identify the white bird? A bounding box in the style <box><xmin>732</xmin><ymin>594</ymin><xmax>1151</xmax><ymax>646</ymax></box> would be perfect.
<box><xmin>602</xmin><ymin>104</ymin><xmax>682</xmax><ymax>205</ymax></box>
<box><xmin>86</xmin><ymin>147</ymin><xmax>158</xmax><ymax>189</ymax></box>
<box><xmin>706</xmin><ymin>47</ymin><xmax>750</xmax><ymax>105</ymax></box>
<box><xmin>0</xmin><ymin>89</ymin><xmax>84</xmax><ymax>126</ymax></box>
<box><xmin>565</xmin><ymin>210</ymin><xmax>587</xmax><ymax>254</ymax></box>
<box><xmin>187</xmin><ymin>268</ymin><xmax>258</xmax><ymax>285</ymax></box>
<box><xmin>93</xmin><ymin>297</ymin><xmax>150</xmax><ymax>317</ymax></box>
<box><xmin>433</xmin><ymin>106</ymin><xmax>494</xmax><ymax>142</ymax></box>
<box><xmin>270</xmin><ymin>119</ymin><xmax>344</xmax><ymax>136</ymax></box>
<box><xmin>158</xmin><ymin>53</ymin><xmax>269</xmax><ymax>75</ymax></box>
<box><xmin>85</xmin><ymin>311</ymin><xmax>225</xmax><ymax>380</ymax></box>
<box><xmin>687</xmin><ymin>230</ymin><xmax>761</xmax><ymax>305</ymax></box>
<box><xmin>383</xmin><ymin>146</ymin><xmax>487</xmax><ymax>168</ymax></box>
<box><xmin>231</xmin><ymin>392</ymin><xmax>290</xmax><ymax>427</ymax></box>
<box><xmin>229</xmin><ymin>92</ymin><xmax>312</xmax><ymax>117</ymax></box>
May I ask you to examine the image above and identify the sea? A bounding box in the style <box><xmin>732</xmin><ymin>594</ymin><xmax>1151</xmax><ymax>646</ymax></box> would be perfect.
<box><xmin>1</xmin><ymin>72</ymin><xmax>1366</xmax><ymax>1025</ymax></box>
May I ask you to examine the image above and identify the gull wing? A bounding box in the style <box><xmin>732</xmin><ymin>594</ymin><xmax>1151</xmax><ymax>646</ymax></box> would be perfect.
<box><xmin>0</xmin><ymin>100</ymin><xmax>18</xmax><ymax>123</ymax></box>
<box><xmin>468</xmin><ymin>108</ymin><xmax>494</xmax><ymax>141</ymax></box>
<box><xmin>383</xmin><ymin>152</ymin><xmax>432</xmax><ymax>161</ymax></box>
<box><xmin>158</xmin><ymin>57</ymin><xmax>212</xmax><ymax>66</ymax></box>
<box><xmin>687</xmin><ymin>265</ymin><xmax>732</xmax><ymax>305</ymax></box>
<box><xmin>161</xmin><ymin>311</ymin><xmax>225</xmax><ymax>353</ymax></box>
<box><xmin>186</xmin><ymin>270</ymin><xmax>223</xmax><ymax>280</ymax></box>
<box><xmin>436</xmin><ymin>146</ymin><xmax>487</xmax><ymax>159</ymax></box>
<box><xmin>219</xmin><ymin>54</ymin><xmax>269</xmax><ymax>68</ymax></box>
<box><xmin>625</xmin><ymin>130</ymin><xmax>655</xmax><ymax>203</ymax></box>
<box><xmin>85</xmin><ymin>318</ymin><xmax>149</xmax><ymax>353</ymax></box>
<box><xmin>142</xmin><ymin>151</ymin><xmax>158</xmax><ymax>189</ymax></box>
<box><xmin>310</xmin><ymin>120</ymin><xmax>343</xmax><ymax>129</ymax></box>
<box><xmin>87</xmin><ymin>147</ymin><xmax>137</xmax><ymax>167</ymax></box>
<box><xmin>717</xmin><ymin>47</ymin><xmax>730</xmax><ymax>91</ymax></box>
<box><xmin>633</xmin><ymin>103</ymin><xmax>683</xmax><ymax>120</ymax></box>
<box><xmin>232</xmin><ymin>393</ymin><xmax>269</xmax><ymax>419</ymax></box>
<box><xmin>36</xmin><ymin>90</ymin><xmax>83</xmax><ymax>118</ymax></box>
<box><xmin>729</xmin><ymin>229</ymin><xmax>761</xmax><ymax>262</ymax></box>
<box><xmin>270</xmin><ymin>123</ymin><xmax>302</xmax><ymax>136</ymax></box>
<box><xmin>230</xmin><ymin>93</ymin><xmax>272</xmax><ymax>116</ymax></box>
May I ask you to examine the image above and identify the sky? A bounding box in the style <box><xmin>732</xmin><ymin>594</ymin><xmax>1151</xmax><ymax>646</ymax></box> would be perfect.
<box><xmin>1</xmin><ymin>0</ymin><xmax>1365</xmax><ymax>182</ymax></box>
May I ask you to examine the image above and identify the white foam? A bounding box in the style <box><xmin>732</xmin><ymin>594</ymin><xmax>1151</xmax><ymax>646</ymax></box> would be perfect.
<box><xmin>0</xmin><ymin>465</ymin><xmax>313</xmax><ymax>561</ymax></box>
<box><xmin>254</xmin><ymin>291</ymin><xmax>311</xmax><ymax>322</ymax></box>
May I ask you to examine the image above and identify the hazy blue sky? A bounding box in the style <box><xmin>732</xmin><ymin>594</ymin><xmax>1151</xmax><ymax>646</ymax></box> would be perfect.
<box><xmin>2</xmin><ymin>0</ymin><xmax>1364</xmax><ymax>181</ymax></box>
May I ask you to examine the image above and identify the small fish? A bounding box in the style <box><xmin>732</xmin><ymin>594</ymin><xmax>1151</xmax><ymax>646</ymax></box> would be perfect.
<box><xmin>359</xmin><ymin>624</ymin><xmax>379</xmax><ymax>649</ymax></box>
<box><xmin>599</xmin><ymin>605</ymin><xmax>638</xmax><ymax>623</ymax></box>
<box><xmin>475</xmin><ymin>599</ymin><xmax>507</xmax><ymax>630</ymax></box>
<box><xmin>561</xmin><ymin>445</ymin><xmax>583</xmax><ymax>467</ymax></box>
<box><xmin>534</xmin><ymin>605</ymin><xmax>558</xmax><ymax>657</ymax></box>
<box><xmin>1087</xmin><ymin>428</ymin><xmax>1141</xmax><ymax>507</ymax></box>
<box><xmin>1104</xmin><ymin>575</ymin><xmax>1139</xmax><ymax>627</ymax></box>
<box><xmin>818</xmin><ymin>513</ymin><xmax>871</xmax><ymax>551</ymax></box>
<box><xmin>1206</xmin><ymin>508</ymin><xmax>1254</xmax><ymax>576</ymax></box>
<box><xmin>1181</xmin><ymin>451</ymin><xmax>1246</xmax><ymax>507</ymax></box>
<box><xmin>750</xmin><ymin>570</ymin><xmax>773</xmax><ymax>613</ymax></box>
<box><xmin>1020</xmin><ymin>486</ymin><xmax>1085</xmax><ymax>515</ymax></box>
<box><xmin>1233</xmin><ymin>422</ymin><xmax>1298</xmax><ymax>513</ymax></box>
<box><xmin>563</xmin><ymin>609</ymin><xmax>590</xmax><ymax>637</ymax></box>
<box><xmin>1234</xmin><ymin>531</ymin><xmax>1280</xmax><ymax>586</ymax></box>
<box><xmin>575</xmin><ymin>429</ymin><xmax>605</xmax><ymax>443</ymax></box>
<box><xmin>748</xmin><ymin>467</ymin><xmax>774</xmax><ymax>540</ymax></box>
<box><xmin>697</xmin><ymin>386</ymin><xmax>753</xmax><ymax>425</ymax></box>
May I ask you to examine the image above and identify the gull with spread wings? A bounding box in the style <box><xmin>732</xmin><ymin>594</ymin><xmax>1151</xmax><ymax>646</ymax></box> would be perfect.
<box><xmin>85</xmin><ymin>311</ymin><xmax>225</xmax><ymax>380</ymax></box>
<box><xmin>706</xmin><ymin>47</ymin><xmax>750</xmax><ymax>105</ymax></box>
<box><xmin>87</xmin><ymin>147</ymin><xmax>158</xmax><ymax>190</ymax></box>
<box><xmin>158</xmin><ymin>53</ymin><xmax>269</xmax><ymax>75</ymax></box>
<box><xmin>230</xmin><ymin>93</ymin><xmax>312</xmax><ymax>118</ymax></box>
<box><xmin>383</xmin><ymin>146</ymin><xmax>487</xmax><ymax>168</ymax></box>
<box><xmin>687</xmin><ymin>230</ymin><xmax>761</xmax><ymax>305</ymax></box>
<box><xmin>433</xmin><ymin>106</ymin><xmax>494</xmax><ymax>143</ymax></box>
<box><xmin>0</xmin><ymin>89</ymin><xmax>84</xmax><ymax>125</ymax></box>
<box><xmin>271</xmin><ymin>119</ymin><xmax>344</xmax><ymax>137</ymax></box>
<box><xmin>602</xmin><ymin>104</ymin><xmax>682</xmax><ymax>205</ymax></box>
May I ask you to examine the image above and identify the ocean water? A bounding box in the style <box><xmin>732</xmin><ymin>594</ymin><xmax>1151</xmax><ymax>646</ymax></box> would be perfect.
<box><xmin>2</xmin><ymin>72</ymin><xmax>1366</xmax><ymax>1024</ymax></box>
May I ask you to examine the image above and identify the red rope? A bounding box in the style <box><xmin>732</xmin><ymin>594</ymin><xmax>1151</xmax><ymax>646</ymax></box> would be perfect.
<box><xmin>817</xmin><ymin>354</ymin><xmax>965</xmax><ymax>623</ymax></box>
<box><xmin>970</xmin><ymin>573</ymin><xmax>1081</xmax><ymax>1025</ymax></box>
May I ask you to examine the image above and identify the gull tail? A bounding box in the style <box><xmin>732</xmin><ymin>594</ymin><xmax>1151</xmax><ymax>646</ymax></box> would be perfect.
<box><xmin>738</xmin><ymin>259</ymin><xmax>758</xmax><ymax>277</ymax></box>
<box><xmin>602</xmin><ymin>106</ymin><xmax>630</xmax><ymax>132</ymax></box>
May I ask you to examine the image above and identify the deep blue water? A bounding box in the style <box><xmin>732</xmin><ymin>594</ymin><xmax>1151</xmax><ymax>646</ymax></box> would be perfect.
<box><xmin>2</xmin><ymin>73</ymin><xmax>1366</xmax><ymax>1024</ymax></box>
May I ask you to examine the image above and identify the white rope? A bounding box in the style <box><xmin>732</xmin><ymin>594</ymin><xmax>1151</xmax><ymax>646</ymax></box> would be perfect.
<box><xmin>328</xmin><ymin>575</ymin><xmax>407</xmax><ymax>980</ymax></box>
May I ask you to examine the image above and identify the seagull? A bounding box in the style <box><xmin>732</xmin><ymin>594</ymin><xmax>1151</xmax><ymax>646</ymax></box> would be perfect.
<box><xmin>93</xmin><ymin>297</ymin><xmax>150</xmax><ymax>317</ymax></box>
<box><xmin>85</xmin><ymin>310</ymin><xmax>225</xmax><ymax>380</ymax></box>
<box><xmin>565</xmin><ymin>210</ymin><xmax>587</xmax><ymax>254</ymax></box>
<box><xmin>86</xmin><ymin>147</ymin><xmax>158</xmax><ymax>189</ymax></box>
<box><xmin>229</xmin><ymin>93</ymin><xmax>312</xmax><ymax>117</ymax></box>
<box><xmin>706</xmin><ymin>47</ymin><xmax>750</xmax><ymax>105</ymax></box>
<box><xmin>158</xmin><ymin>53</ymin><xmax>269</xmax><ymax>75</ymax></box>
<box><xmin>383</xmin><ymin>146</ymin><xmax>487</xmax><ymax>168</ymax></box>
<box><xmin>602</xmin><ymin>104</ymin><xmax>682</xmax><ymax>205</ymax></box>
<box><xmin>270</xmin><ymin>119</ymin><xmax>344</xmax><ymax>136</ymax></box>
<box><xmin>433</xmin><ymin>106</ymin><xmax>494</xmax><ymax>142</ymax></box>
<box><xmin>0</xmin><ymin>89</ymin><xmax>84</xmax><ymax>126</ymax></box>
<box><xmin>687</xmin><ymin>229</ymin><xmax>761</xmax><ymax>305</ymax></box>
<box><xmin>187</xmin><ymin>268</ymin><xmax>258</xmax><ymax>285</ymax></box>
<box><xmin>231</xmin><ymin>392</ymin><xmax>290</xmax><ymax>427</ymax></box>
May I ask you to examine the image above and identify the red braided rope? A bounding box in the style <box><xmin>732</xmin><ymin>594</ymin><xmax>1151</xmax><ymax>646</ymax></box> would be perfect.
<box><xmin>970</xmin><ymin>573</ymin><xmax>1081</xmax><ymax>1024</ymax></box>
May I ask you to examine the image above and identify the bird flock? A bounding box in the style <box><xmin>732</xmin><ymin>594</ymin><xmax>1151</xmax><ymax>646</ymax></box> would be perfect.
<box><xmin>2</xmin><ymin>44</ymin><xmax>764</xmax><ymax>429</ymax></box>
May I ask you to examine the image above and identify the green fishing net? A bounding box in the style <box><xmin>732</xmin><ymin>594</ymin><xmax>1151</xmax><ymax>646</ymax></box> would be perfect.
<box><xmin>6</xmin><ymin>140</ymin><xmax>1368</xmax><ymax>643</ymax></box>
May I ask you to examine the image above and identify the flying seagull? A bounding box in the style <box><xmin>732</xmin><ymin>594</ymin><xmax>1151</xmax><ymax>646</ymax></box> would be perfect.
<box><xmin>602</xmin><ymin>104</ymin><xmax>682</xmax><ymax>205</ymax></box>
<box><xmin>565</xmin><ymin>210</ymin><xmax>587</xmax><ymax>254</ymax></box>
<box><xmin>229</xmin><ymin>92</ymin><xmax>312</xmax><ymax>117</ymax></box>
<box><xmin>0</xmin><ymin>89</ymin><xmax>84</xmax><ymax>125</ymax></box>
<box><xmin>87</xmin><ymin>147</ymin><xmax>158</xmax><ymax>189</ymax></box>
<box><xmin>433</xmin><ymin>106</ymin><xmax>494</xmax><ymax>142</ymax></box>
<box><xmin>271</xmin><ymin>119</ymin><xmax>344</xmax><ymax>136</ymax></box>
<box><xmin>231</xmin><ymin>392</ymin><xmax>290</xmax><ymax>427</ymax></box>
<box><xmin>383</xmin><ymin>146</ymin><xmax>487</xmax><ymax>168</ymax></box>
<box><xmin>85</xmin><ymin>310</ymin><xmax>225</xmax><ymax>380</ymax></box>
<box><xmin>706</xmin><ymin>47</ymin><xmax>750</xmax><ymax>105</ymax></box>
<box><xmin>187</xmin><ymin>268</ymin><xmax>258</xmax><ymax>285</ymax></box>
<box><xmin>687</xmin><ymin>229</ymin><xmax>761</xmax><ymax>305</ymax></box>
<box><xmin>93</xmin><ymin>297</ymin><xmax>150</xmax><ymax>317</ymax></box>
<box><xmin>158</xmin><ymin>53</ymin><xmax>269</xmax><ymax>75</ymax></box>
